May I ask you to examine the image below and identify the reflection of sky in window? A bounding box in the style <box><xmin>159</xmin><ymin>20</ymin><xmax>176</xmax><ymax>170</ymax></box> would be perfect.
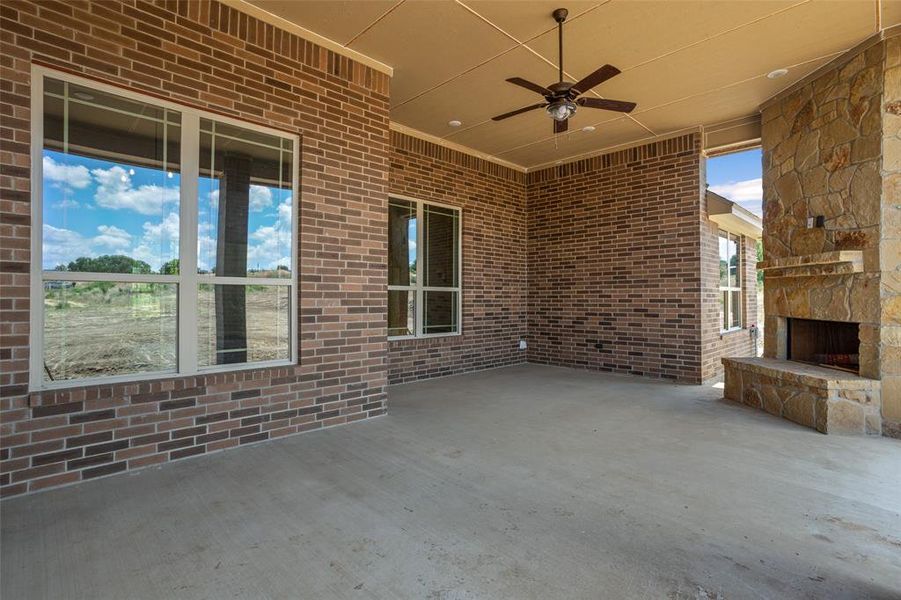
<box><xmin>42</xmin><ymin>149</ymin><xmax>291</xmax><ymax>273</ymax></box>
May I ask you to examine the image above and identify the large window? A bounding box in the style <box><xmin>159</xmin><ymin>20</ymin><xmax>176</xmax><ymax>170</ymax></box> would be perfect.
<box><xmin>718</xmin><ymin>230</ymin><xmax>742</xmax><ymax>332</ymax></box>
<box><xmin>31</xmin><ymin>68</ymin><xmax>297</xmax><ymax>389</ymax></box>
<box><xmin>388</xmin><ymin>197</ymin><xmax>461</xmax><ymax>338</ymax></box>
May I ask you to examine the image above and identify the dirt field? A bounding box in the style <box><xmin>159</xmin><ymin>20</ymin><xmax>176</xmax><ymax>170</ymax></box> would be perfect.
<box><xmin>43</xmin><ymin>283</ymin><xmax>289</xmax><ymax>382</ymax></box>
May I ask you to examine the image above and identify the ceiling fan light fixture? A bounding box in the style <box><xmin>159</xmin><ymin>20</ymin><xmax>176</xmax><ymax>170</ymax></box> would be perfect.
<box><xmin>547</xmin><ymin>99</ymin><xmax>577</xmax><ymax>121</ymax></box>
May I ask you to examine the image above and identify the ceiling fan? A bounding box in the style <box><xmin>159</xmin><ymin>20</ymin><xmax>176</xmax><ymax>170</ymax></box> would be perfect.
<box><xmin>491</xmin><ymin>8</ymin><xmax>636</xmax><ymax>134</ymax></box>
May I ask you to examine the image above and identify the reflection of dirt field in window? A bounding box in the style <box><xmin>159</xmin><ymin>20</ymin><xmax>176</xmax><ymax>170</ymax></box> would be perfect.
<box><xmin>43</xmin><ymin>285</ymin><xmax>290</xmax><ymax>381</ymax></box>
<box><xmin>196</xmin><ymin>286</ymin><xmax>290</xmax><ymax>367</ymax></box>
<box><xmin>43</xmin><ymin>284</ymin><xmax>177</xmax><ymax>381</ymax></box>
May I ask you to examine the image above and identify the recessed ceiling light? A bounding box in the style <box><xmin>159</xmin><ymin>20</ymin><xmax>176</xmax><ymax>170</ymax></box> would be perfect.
<box><xmin>766</xmin><ymin>68</ymin><xmax>789</xmax><ymax>79</ymax></box>
<box><xmin>582</xmin><ymin>125</ymin><xmax>596</xmax><ymax>133</ymax></box>
<box><xmin>448</xmin><ymin>120</ymin><xmax>462</xmax><ymax>127</ymax></box>
<box><xmin>72</xmin><ymin>91</ymin><xmax>94</xmax><ymax>101</ymax></box>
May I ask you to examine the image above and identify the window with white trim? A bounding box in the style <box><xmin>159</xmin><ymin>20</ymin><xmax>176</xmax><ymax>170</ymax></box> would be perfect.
<box><xmin>388</xmin><ymin>197</ymin><xmax>461</xmax><ymax>338</ymax></box>
<box><xmin>31</xmin><ymin>70</ymin><xmax>298</xmax><ymax>389</ymax></box>
<box><xmin>718</xmin><ymin>230</ymin><xmax>742</xmax><ymax>331</ymax></box>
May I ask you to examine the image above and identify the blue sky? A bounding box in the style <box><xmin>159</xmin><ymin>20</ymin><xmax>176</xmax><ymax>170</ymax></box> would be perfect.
<box><xmin>42</xmin><ymin>150</ymin><xmax>291</xmax><ymax>273</ymax></box>
<box><xmin>706</xmin><ymin>148</ymin><xmax>762</xmax><ymax>217</ymax></box>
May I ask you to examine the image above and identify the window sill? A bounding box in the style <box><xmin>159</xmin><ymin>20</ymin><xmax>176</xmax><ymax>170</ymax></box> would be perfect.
<box><xmin>719</xmin><ymin>327</ymin><xmax>745</xmax><ymax>337</ymax></box>
<box><xmin>31</xmin><ymin>359</ymin><xmax>296</xmax><ymax>393</ymax></box>
<box><xmin>389</xmin><ymin>332</ymin><xmax>462</xmax><ymax>342</ymax></box>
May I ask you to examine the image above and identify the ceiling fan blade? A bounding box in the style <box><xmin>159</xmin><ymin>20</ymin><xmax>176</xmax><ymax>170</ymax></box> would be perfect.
<box><xmin>492</xmin><ymin>103</ymin><xmax>547</xmax><ymax>121</ymax></box>
<box><xmin>506</xmin><ymin>77</ymin><xmax>553</xmax><ymax>96</ymax></box>
<box><xmin>571</xmin><ymin>64</ymin><xmax>621</xmax><ymax>95</ymax></box>
<box><xmin>554</xmin><ymin>118</ymin><xmax>568</xmax><ymax>134</ymax></box>
<box><xmin>576</xmin><ymin>97</ymin><xmax>637</xmax><ymax>113</ymax></box>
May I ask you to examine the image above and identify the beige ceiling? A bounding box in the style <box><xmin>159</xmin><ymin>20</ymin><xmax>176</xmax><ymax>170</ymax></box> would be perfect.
<box><xmin>248</xmin><ymin>0</ymin><xmax>899</xmax><ymax>169</ymax></box>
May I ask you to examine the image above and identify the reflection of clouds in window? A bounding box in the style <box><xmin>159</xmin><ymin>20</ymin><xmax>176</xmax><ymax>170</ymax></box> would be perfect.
<box><xmin>43</xmin><ymin>155</ymin><xmax>92</xmax><ymax>189</ymax></box>
<box><xmin>131</xmin><ymin>212</ymin><xmax>179</xmax><ymax>270</ymax></box>
<box><xmin>249</xmin><ymin>185</ymin><xmax>272</xmax><ymax>212</ymax></box>
<box><xmin>43</xmin><ymin>224</ymin><xmax>90</xmax><ymax>268</ymax></box>
<box><xmin>247</xmin><ymin>195</ymin><xmax>291</xmax><ymax>270</ymax></box>
<box><xmin>93</xmin><ymin>225</ymin><xmax>132</xmax><ymax>251</ymax></box>
<box><xmin>91</xmin><ymin>164</ymin><xmax>179</xmax><ymax>215</ymax></box>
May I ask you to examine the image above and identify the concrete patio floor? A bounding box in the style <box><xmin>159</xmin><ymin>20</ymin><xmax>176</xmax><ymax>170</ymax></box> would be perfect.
<box><xmin>2</xmin><ymin>364</ymin><xmax>900</xmax><ymax>599</ymax></box>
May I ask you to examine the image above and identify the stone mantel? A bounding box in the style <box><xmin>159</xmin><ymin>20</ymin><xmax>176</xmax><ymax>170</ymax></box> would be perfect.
<box><xmin>757</xmin><ymin>251</ymin><xmax>864</xmax><ymax>278</ymax></box>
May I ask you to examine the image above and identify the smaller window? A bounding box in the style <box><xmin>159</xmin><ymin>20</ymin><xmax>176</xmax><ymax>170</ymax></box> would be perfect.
<box><xmin>388</xmin><ymin>197</ymin><xmax>461</xmax><ymax>338</ymax></box>
<box><xmin>718</xmin><ymin>230</ymin><xmax>742</xmax><ymax>331</ymax></box>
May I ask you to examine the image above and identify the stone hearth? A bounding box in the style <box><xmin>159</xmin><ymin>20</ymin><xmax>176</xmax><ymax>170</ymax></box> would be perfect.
<box><xmin>723</xmin><ymin>358</ymin><xmax>881</xmax><ymax>434</ymax></box>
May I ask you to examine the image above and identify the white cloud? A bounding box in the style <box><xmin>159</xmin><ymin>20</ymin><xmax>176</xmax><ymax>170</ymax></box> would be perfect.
<box><xmin>93</xmin><ymin>225</ymin><xmax>132</xmax><ymax>251</ymax></box>
<box><xmin>710</xmin><ymin>178</ymin><xmax>761</xmax><ymax>203</ymax></box>
<box><xmin>43</xmin><ymin>156</ymin><xmax>92</xmax><ymax>189</ymax></box>
<box><xmin>132</xmin><ymin>212</ymin><xmax>179</xmax><ymax>270</ymax></box>
<box><xmin>249</xmin><ymin>185</ymin><xmax>273</xmax><ymax>212</ymax></box>
<box><xmin>91</xmin><ymin>165</ymin><xmax>179</xmax><ymax>215</ymax></box>
<box><xmin>42</xmin><ymin>224</ymin><xmax>90</xmax><ymax>268</ymax></box>
<box><xmin>247</xmin><ymin>196</ymin><xmax>292</xmax><ymax>270</ymax></box>
<box><xmin>52</xmin><ymin>198</ymin><xmax>80</xmax><ymax>210</ymax></box>
<box><xmin>709</xmin><ymin>177</ymin><xmax>763</xmax><ymax>217</ymax></box>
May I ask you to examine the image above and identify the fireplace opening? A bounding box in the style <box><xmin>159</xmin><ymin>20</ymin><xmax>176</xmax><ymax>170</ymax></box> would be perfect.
<box><xmin>787</xmin><ymin>318</ymin><xmax>859</xmax><ymax>374</ymax></box>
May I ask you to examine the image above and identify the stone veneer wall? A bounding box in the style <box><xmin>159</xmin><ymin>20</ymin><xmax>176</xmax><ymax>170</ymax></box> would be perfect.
<box><xmin>881</xmin><ymin>34</ymin><xmax>901</xmax><ymax>436</ymax></box>
<box><xmin>760</xmin><ymin>31</ymin><xmax>901</xmax><ymax>436</ymax></box>
<box><xmin>0</xmin><ymin>0</ymin><xmax>391</xmax><ymax>497</ymax></box>
<box><xmin>387</xmin><ymin>131</ymin><xmax>528</xmax><ymax>383</ymax></box>
<box><xmin>526</xmin><ymin>134</ymin><xmax>706</xmax><ymax>383</ymax></box>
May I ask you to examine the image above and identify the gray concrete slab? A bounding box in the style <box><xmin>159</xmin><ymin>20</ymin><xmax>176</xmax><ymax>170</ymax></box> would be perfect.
<box><xmin>2</xmin><ymin>364</ymin><xmax>900</xmax><ymax>599</ymax></box>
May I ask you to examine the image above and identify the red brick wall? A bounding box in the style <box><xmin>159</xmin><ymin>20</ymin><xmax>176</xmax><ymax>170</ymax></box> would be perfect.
<box><xmin>0</xmin><ymin>0</ymin><xmax>390</xmax><ymax>497</ymax></box>
<box><xmin>526</xmin><ymin>134</ymin><xmax>705</xmax><ymax>383</ymax></box>
<box><xmin>387</xmin><ymin>131</ymin><xmax>528</xmax><ymax>383</ymax></box>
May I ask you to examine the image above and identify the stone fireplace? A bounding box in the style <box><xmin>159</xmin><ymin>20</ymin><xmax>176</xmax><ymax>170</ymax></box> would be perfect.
<box><xmin>723</xmin><ymin>30</ymin><xmax>901</xmax><ymax>436</ymax></box>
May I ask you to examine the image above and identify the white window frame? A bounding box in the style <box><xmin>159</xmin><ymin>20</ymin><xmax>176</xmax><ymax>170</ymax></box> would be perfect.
<box><xmin>387</xmin><ymin>194</ymin><xmax>462</xmax><ymax>341</ymax></box>
<box><xmin>29</xmin><ymin>65</ymin><xmax>299</xmax><ymax>391</ymax></box>
<box><xmin>718</xmin><ymin>229</ymin><xmax>743</xmax><ymax>333</ymax></box>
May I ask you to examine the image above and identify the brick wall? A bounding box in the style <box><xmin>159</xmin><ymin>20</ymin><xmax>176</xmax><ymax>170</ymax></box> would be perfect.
<box><xmin>700</xmin><ymin>217</ymin><xmax>759</xmax><ymax>382</ymax></box>
<box><xmin>0</xmin><ymin>0</ymin><xmax>390</xmax><ymax>497</ymax></box>
<box><xmin>526</xmin><ymin>134</ymin><xmax>705</xmax><ymax>383</ymax></box>
<box><xmin>387</xmin><ymin>131</ymin><xmax>527</xmax><ymax>383</ymax></box>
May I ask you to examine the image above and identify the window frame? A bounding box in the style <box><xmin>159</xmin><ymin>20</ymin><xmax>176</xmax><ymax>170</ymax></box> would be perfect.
<box><xmin>387</xmin><ymin>194</ymin><xmax>463</xmax><ymax>341</ymax></box>
<box><xmin>29</xmin><ymin>65</ymin><xmax>299</xmax><ymax>391</ymax></box>
<box><xmin>718</xmin><ymin>228</ymin><xmax>743</xmax><ymax>334</ymax></box>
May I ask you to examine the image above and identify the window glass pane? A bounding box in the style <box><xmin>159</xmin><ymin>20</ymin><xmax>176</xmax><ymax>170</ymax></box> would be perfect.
<box><xmin>389</xmin><ymin>199</ymin><xmax>416</xmax><ymax>286</ymax></box>
<box><xmin>388</xmin><ymin>290</ymin><xmax>415</xmax><ymax>337</ymax></box>
<box><xmin>730</xmin><ymin>290</ymin><xmax>742</xmax><ymax>329</ymax></box>
<box><xmin>197</xmin><ymin>284</ymin><xmax>290</xmax><ymax>367</ymax></box>
<box><xmin>727</xmin><ymin>234</ymin><xmax>738</xmax><ymax>288</ymax></box>
<box><xmin>718</xmin><ymin>232</ymin><xmax>729</xmax><ymax>289</ymax></box>
<box><xmin>720</xmin><ymin>291</ymin><xmax>728</xmax><ymax>331</ymax></box>
<box><xmin>424</xmin><ymin>204</ymin><xmax>458</xmax><ymax>288</ymax></box>
<box><xmin>424</xmin><ymin>291</ymin><xmax>458</xmax><ymax>334</ymax></box>
<box><xmin>42</xmin><ymin>77</ymin><xmax>181</xmax><ymax>274</ymax></box>
<box><xmin>198</xmin><ymin>119</ymin><xmax>293</xmax><ymax>278</ymax></box>
<box><xmin>730</xmin><ymin>233</ymin><xmax>741</xmax><ymax>287</ymax></box>
<box><xmin>43</xmin><ymin>281</ymin><xmax>176</xmax><ymax>381</ymax></box>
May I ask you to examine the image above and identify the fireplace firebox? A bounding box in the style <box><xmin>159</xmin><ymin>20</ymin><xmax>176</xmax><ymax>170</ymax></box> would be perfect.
<box><xmin>787</xmin><ymin>318</ymin><xmax>860</xmax><ymax>374</ymax></box>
